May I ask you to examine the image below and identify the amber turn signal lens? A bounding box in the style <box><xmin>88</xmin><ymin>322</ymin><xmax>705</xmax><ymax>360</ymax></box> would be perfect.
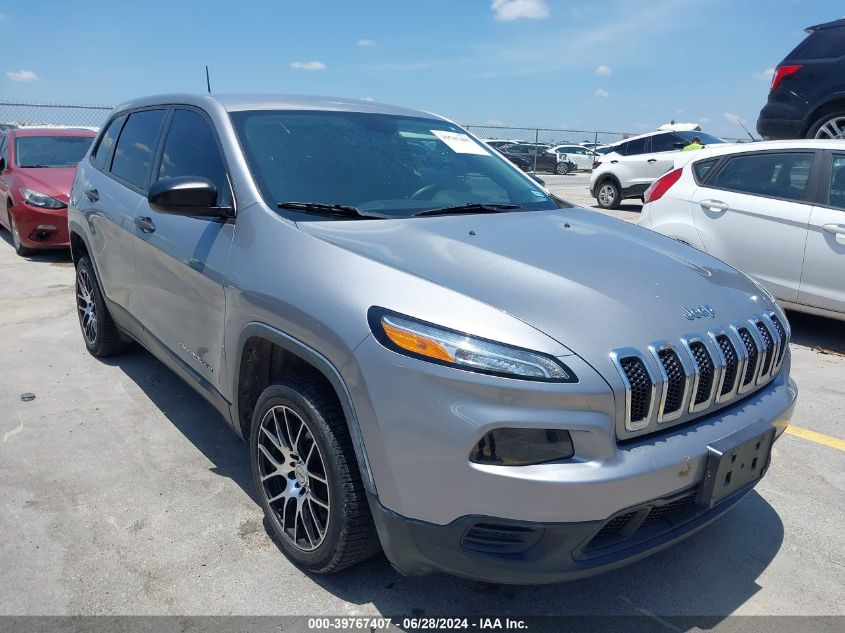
<box><xmin>381</xmin><ymin>320</ymin><xmax>454</xmax><ymax>362</ymax></box>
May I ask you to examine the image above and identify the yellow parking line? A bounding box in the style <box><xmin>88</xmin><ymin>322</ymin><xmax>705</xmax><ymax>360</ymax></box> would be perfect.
<box><xmin>785</xmin><ymin>425</ymin><xmax>845</xmax><ymax>452</ymax></box>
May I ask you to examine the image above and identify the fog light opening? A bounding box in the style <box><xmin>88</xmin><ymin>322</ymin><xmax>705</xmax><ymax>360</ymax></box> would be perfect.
<box><xmin>30</xmin><ymin>225</ymin><xmax>57</xmax><ymax>242</ymax></box>
<box><xmin>470</xmin><ymin>428</ymin><xmax>574</xmax><ymax>466</ymax></box>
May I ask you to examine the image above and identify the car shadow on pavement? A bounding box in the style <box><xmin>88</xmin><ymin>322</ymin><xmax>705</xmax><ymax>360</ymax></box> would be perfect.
<box><xmin>311</xmin><ymin>493</ymin><xmax>784</xmax><ymax>628</ymax></box>
<box><xmin>103</xmin><ymin>348</ymin><xmax>258</xmax><ymax>504</ymax></box>
<box><xmin>786</xmin><ymin>310</ymin><xmax>845</xmax><ymax>355</ymax></box>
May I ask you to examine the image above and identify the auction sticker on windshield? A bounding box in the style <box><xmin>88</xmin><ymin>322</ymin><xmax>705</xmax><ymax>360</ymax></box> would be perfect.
<box><xmin>432</xmin><ymin>130</ymin><xmax>490</xmax><ymax>155</ymax></box>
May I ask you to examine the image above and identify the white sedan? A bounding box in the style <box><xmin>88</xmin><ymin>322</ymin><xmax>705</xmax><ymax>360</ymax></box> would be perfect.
<box><xmin>639</xmin><ymin>139</ymin><xmax>845</xmax><ymax>321</ymax></box>
<box><xmin>549</xmin><ymin>144</ymin><xmax>598</xmax><ymax>171</ymax></box>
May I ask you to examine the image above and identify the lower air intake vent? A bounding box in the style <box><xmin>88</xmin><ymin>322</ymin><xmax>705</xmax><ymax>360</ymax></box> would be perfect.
<box><xmin>461</xmin><ymin>523</ymin><xmax>543</xmax><ymax>554</ymax></box>
<box><xmin>619</xmin><ymin>357</ymin><xmax>652</xmax><ymax>423</ymax></box>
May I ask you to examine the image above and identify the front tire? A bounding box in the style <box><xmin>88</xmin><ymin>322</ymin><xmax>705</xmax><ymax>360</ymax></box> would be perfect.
<box><xmin>75</xmin><ymin>255</ymin><xmax>132</xmax><ymax>357</ymax></box>
<box><xmin>555</xmin><ymin>162</ymin><xmax>570</xmax><ymax>175</ymax></box>
<box><xmin>596</xmin><ymin>180</ymin><xmax>621</xmax><ymax>209</ymax></box>
<box><xmin>9</xmin><ymin>213</ymin><xmax>33</xmax><ymax>257</ymax></box>
<box><xmin>250</xmin><ymin>380</ymin><xmax>380</xmax><ymax>573</ymax></box>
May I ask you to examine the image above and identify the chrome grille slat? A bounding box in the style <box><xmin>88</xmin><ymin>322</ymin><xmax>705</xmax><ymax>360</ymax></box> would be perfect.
<box><xmin>612</xmin><ymin>311</ymin><xmax>790</xmax><ymax>438</ymax></box>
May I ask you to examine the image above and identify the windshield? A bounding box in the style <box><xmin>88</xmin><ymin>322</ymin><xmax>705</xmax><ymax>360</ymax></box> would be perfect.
<box><xmin>15</xmin><ymin>135</ymin><xmax>94</xmax><ymax>167</ymax></box>
<box><xmin>230</xmin><ymin>110</ymin><xmax>555</xmax><ymax>219</ymax></box>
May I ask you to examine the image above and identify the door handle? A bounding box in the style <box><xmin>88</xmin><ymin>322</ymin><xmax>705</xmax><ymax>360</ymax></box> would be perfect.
<box><xmin>134</xmin><ymin>216</ymin><xmax>156</xmax><ymax>233</ymax></box>
<box><xmin>700</xmin><ymin>199</ymin><xmax>729</xmax><ymax>212</ymax></box>
<box><xmin>647</xmin><ymin>158</ymin><xmax>657</xmax><ymax>163</ymax></box>
<box><xmin>822</xmin><ymin>223</ymin><xmax>845</xmax><ymax>235</ymax></box>
<box><xmin>84</xmin><ymin>188</ymin><xmax>99</xmax><ymax>202</ymax></box>
<box><xmin>610</xmin><ymin>160</ymin><xmax>618</xmax><ymax>164</ymax></box>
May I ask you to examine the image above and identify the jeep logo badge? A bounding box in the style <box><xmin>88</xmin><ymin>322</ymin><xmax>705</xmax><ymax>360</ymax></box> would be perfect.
<box><xmin>682</xmin><ymin>305</ymin><xmax>716</xmax><ymax>320</ymax></box>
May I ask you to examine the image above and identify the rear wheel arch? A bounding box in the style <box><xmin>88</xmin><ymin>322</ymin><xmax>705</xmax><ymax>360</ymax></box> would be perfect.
<box><xmin>803</xmin><ymin>97</ymin><xmax>845</xmax><ymax>137</ymax></box>
<box><xmin>234</xmin><ymin>323</ymin><xmax>376</xmax><ymax>495</ymax></box>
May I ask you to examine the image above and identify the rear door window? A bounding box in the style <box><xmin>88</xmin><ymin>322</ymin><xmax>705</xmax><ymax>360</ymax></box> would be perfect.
<box><xmin>156</xmin><ymin>109</ymin><xmax>231</xmax><ymax>207</ymax></box>
<box><xmin>827</xmin><ymin>155</ymin><xmax>845</xmax><ymax>209</ymax></box>
<box><xmin>711</xmin><ymin>152</ymin><xmax>814</xmax><ymax>202</ymax></box>
<box><xmin>625</xmin><ymin>136</ymin><xmax>650</xmax><ymax>155</ymax></box>
<box><xmin>110</xmin><ymin>109</ymin><xmax>166</xmax><ymax>190</ymax></box>
<box><xmin>92</xmin><ymin>115</ymin><xmax>125</xmax><ymax>169</ymax></box>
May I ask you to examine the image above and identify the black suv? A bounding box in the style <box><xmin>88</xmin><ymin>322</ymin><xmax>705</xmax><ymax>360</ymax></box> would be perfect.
<box><xmin>757</xmin><ymin>18</ymin><xmax>845</xmax><ymax>139</ymax></box>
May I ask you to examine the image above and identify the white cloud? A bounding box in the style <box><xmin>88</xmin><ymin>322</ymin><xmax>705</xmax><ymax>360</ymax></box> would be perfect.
<box><xmin>595</xmin><ymin>64</ymin><xmax>611</xmax><ymax>76</ymax></box>
<box><xmin>6</xmin><ymin>69</ymin><xmax>39</xmax><ymax>82</ymax></box>
<box><xmin>362</xmin><ymin>96</ymin><xmax>374</xmax><ymax>101</ymax></box>
<box><xmin>491</xmin><ymin>0</ymin><xmax>550</xmax><ymax>22</ymax></box>
<box><xmin>722</xmin><ymin>112</ymin><xmax>740</xmax><ymax>124</ymax></box>
<box><xmin>357</xmin><ymin>39</ymin><xmax>376</xmax><ymax>47</ymax></box>
<box><xmin>487</xmin><ymin>118</ymin><xmax>506</xmax><ymax>126</ymax></box>
<box><xmin>699</xmin><ymin>117</ymin><xmax>711</xmax><ymax>124</ymax></box>
<box><xmin>595</xmin><ymin>88</ymin><xmax>610</xmax><ymax>98</ymax></box>
<box><xmin>290</xmin><ymin>61</ymin><xmax>326</xmax><ymax>71</ymax></box>
<box><xmin>755</xmin><ymin>67</ymin><xmax>775</xmax><ymax>80</ymax></box>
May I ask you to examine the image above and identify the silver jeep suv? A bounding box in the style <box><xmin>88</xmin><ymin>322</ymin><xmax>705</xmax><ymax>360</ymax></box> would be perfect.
<box><xmin>68</xmin><ymin>94</ymin><xmax>797</xmax><ymax>584</ymax></box>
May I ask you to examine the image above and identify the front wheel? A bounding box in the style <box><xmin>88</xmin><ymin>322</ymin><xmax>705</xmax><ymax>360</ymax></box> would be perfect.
<box><xmin>250</xmin><ymin>380</ymin><xmax>380</xmax><ymax>573</ymax></box>
<box><xmin>9</xmin><ymin>213</ymin><xmax>33</xmax><ymax>257</ymax></box>
<box><xmin>596</xmin><ymin>181</ymin><xmax>621</xmax><ymax>209</ymax></box>
<box><xmin>555</xmin><ymin>162</ymin><xmax>570</xmax><ymax>175</ymax></box>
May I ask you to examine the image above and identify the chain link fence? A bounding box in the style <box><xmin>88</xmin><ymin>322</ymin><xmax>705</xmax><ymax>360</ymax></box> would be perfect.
<box><xmin>463</xmin><ymin>124</ymin><xmax>632</xmax><ymax>188</ymax></box>
<box><xmin>0</xmin><ymin>101</ymin><xmax>113</xmax><ymax>130</ymax></box>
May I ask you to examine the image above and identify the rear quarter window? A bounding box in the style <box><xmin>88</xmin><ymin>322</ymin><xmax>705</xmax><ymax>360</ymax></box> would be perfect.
<box><xmin>692</xmin><ymin>158</ymin><xmax>719</xmax><ymax>183</ymax></box>
<box><xmin>788</xmin><ymin>28</ymin><xmax>845</xmax><ymax>60</ymax></box>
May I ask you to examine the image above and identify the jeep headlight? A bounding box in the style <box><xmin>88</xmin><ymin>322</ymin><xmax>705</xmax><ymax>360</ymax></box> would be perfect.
<box><xmin>369</xmin><ymin>308</ymin><xmax>576</xmax><ymax>382</ymax></box>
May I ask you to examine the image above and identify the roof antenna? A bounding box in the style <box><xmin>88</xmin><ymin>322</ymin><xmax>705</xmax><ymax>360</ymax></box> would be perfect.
<box><xmin>205</xmin><ymin>65</ymin><xmax>211</xmax><ymax>94</ymax></box>
<box><xmin>735</xmin><ymin>116</ymin><xmax>755</xmax><ymax>142</ymax></box>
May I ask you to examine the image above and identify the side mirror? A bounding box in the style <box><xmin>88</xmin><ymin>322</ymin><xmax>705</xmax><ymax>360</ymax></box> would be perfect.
<box><xmin>148</xmin><ymin>176</ymin><xmax>232</xmax><ymax>217</ymax></box>
<box><xmin>528</xmin><ymin>173</ymin><xmax>545</xmax><ymax>186</ymax></box>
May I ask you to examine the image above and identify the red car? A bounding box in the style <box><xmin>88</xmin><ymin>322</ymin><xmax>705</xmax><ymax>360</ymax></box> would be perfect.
<box><xmin>0</xmin><ymin>127</ymin><xmax>96</xmax><ymax>256</ymax></box>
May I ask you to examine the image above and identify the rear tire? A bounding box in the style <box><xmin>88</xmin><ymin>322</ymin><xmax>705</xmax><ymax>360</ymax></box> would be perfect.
<box><xmin>250</xmin><ymin>380</ymin><xmax>380</xmax><ymax>574</ymax></box>
<box><xmin>9</xmin><ymin>213</ymin><xmax>33</xmax><ymax>257</ymax></box>
<box><xmin>807</xmin><ymin>108</ymin><xmax>845</xmax><ymax>139</ymax></box>
<box><xmin>75</xmin><ymin>255</ymin><xmax>132</xmax><ymax>357</ymax></box>
<box><xmin>596</xmin><ymin>180</ymin><xmax>621</xmax><ymax>209</ymax></box>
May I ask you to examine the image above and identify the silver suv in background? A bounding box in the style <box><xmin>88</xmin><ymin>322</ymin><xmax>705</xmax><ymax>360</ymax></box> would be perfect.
<box><xmin>68</xmin><ymin>94</ymin><xmax>797</xmax><ymax>583</ymax></box>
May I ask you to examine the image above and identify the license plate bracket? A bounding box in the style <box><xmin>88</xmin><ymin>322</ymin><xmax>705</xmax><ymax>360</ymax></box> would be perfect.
<box><xmin>696</xmin><ymin>422</ymin><xmax>776</xmax><ymax>509</ymax></box>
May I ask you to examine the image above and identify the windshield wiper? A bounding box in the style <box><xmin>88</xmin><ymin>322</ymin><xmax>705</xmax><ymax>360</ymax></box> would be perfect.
<box><xmin>413</xmin><ymin>203</ymin><xmax>520</xmax><ymax>217</ymax></box>
<box><xmin>277</xmin><ymin>201</ymin><xmax>386</xmax><ymax>220</ymax></box>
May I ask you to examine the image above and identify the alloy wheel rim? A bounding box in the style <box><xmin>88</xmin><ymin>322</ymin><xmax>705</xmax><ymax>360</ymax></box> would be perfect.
<box><xmin>257</xmin><ymin>405</ymin><xmax>331</xmax><ymax>552</ymax></box>
<box><xmin>599</xmin><ymin>184</ymin><xmax>616</xmax><ymax>205</ymax></box>
<box><xmin>814</xmin><ymin>116</ymin><xmax>845</xmax><ymax>139</ymax></box>
<box><xmin>76</xmin><ymin>268</ymin><xmax>97</xmax><ymax>344</ymax></box>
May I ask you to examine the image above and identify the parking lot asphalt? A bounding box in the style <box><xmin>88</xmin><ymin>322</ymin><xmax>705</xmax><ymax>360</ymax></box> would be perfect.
<box><xmin>0</xmin><ymin>205</ymin><xmax>843</xmax><ymax>621</ymax></box>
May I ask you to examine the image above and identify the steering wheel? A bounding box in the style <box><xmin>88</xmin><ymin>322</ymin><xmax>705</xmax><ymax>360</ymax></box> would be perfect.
<box><xmin>410</xmin><ymin>184</ymin><xmax>442</xmax><ymax>200</ymax></box>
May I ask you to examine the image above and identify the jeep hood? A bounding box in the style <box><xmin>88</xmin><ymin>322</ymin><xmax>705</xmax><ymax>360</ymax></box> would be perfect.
<box><xmin>298</xmin><ymin>208</ymin><xmax>776</xmax><ymax>362</ymax></box>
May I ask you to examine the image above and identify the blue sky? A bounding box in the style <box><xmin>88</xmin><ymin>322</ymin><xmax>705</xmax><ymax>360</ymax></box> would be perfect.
<box><xmin>0</xmin><ymin>0</ymin><xmax>841</xmax><ymax>137</ymax></box>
